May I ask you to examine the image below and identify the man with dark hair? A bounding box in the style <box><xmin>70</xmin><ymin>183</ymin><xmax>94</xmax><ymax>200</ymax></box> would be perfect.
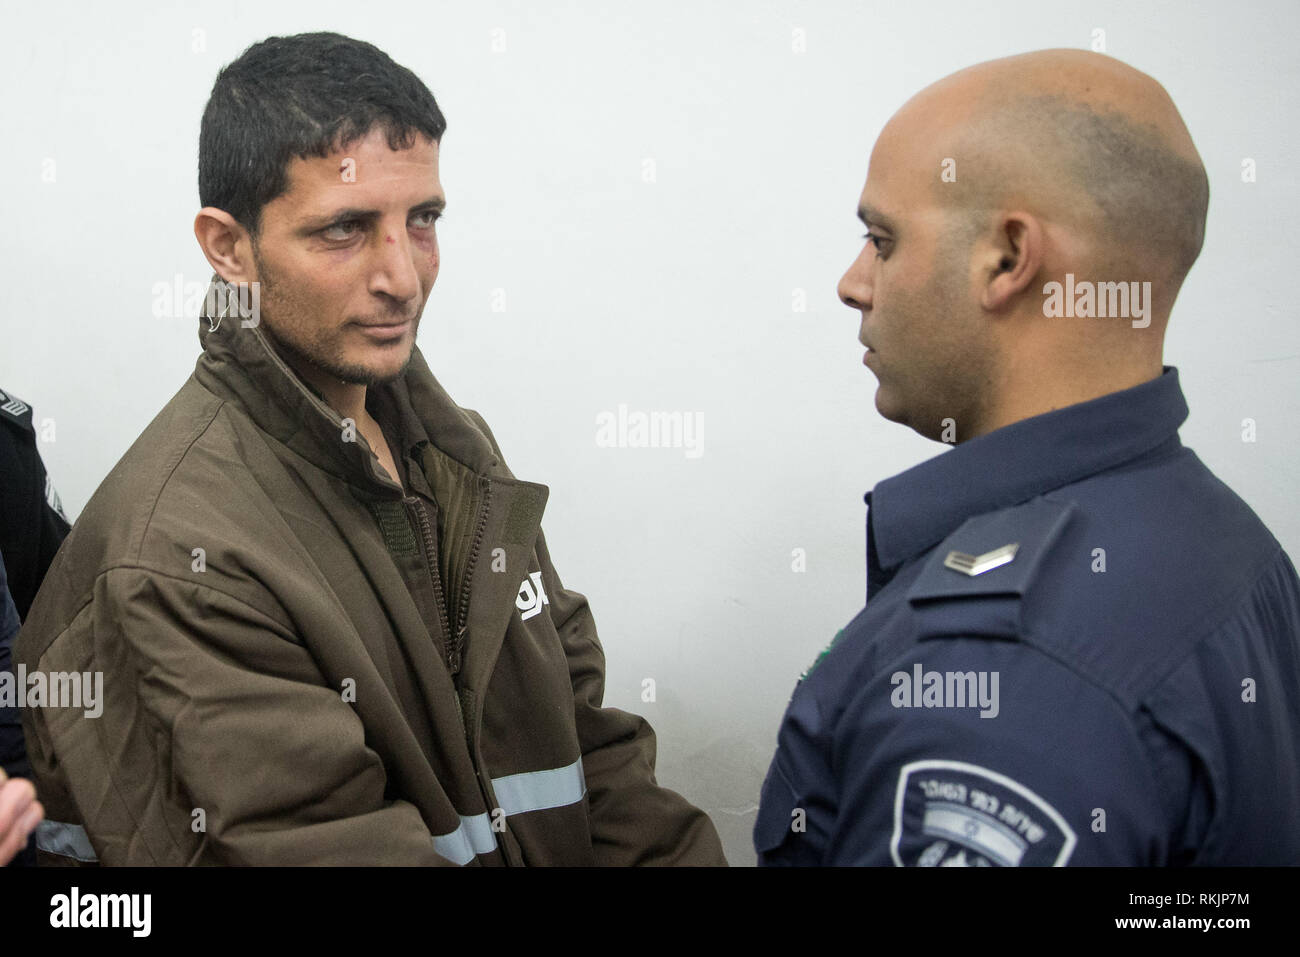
<box><xmin>755</xmin><ymin>49</ymin><xmax>1300</xmax><ymax>865</ymax></box>
<box><xmin>17</xmin><ymin>32</ymin><xmax>725</xmax><ymax>866</ymax></box>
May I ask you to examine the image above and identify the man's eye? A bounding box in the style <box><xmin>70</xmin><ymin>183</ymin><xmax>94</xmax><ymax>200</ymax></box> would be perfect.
<box><xmin>863</xmin><ymin>231</ymin><xmax>891</xmax><ymax>256</ymax></box>
<box><xmin>322</xmin><ymin>220</ymin><xmax>361</xmax><ymax>241</ymax></box>
<box><xmin>411</xmin><ymin>211</ymin><xmax>440</xmax><ymax>229</ymax></box>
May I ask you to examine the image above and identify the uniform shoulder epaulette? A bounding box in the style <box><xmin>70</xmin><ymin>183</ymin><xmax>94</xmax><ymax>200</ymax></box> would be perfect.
<box><xmin>0</xmin><ymin>387</ymin><xmax>34</xmax><ymax>432</ymax></box>
<box><xmin>904</xmin><ymin>496</ymin><xmax>1077</xmax><ymax>639</ymax></box>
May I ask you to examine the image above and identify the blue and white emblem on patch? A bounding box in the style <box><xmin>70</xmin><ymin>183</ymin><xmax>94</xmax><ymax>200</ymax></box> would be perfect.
<box><xmin>891</xmin><ymin>760</ymin><xmax>1076</xmax><ymax>866</ymax></box>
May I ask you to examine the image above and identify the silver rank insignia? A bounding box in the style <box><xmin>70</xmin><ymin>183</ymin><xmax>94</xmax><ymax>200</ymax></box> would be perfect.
<box><xmin>943</xmin><ymin>543</ymin><xmax>1019</xmax><ymax>577</ymax></box>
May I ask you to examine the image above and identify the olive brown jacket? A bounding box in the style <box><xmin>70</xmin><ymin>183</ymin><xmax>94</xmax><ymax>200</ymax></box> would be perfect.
<box><xmin>16</xmin><ymin>283</ymin><xmax>725</xmax><ymax>866</ymax></box>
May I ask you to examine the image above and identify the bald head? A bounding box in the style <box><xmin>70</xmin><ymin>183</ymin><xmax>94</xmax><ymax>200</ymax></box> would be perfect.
<box><xmin>888</xmin><ymin>48</ymin><xmax>1208</xmax><ymax>305</ymax></box>
<box><xmin>840</xmin><ymin>50</ymin><xmax>1209</xmax><ymax>442</ymax></box>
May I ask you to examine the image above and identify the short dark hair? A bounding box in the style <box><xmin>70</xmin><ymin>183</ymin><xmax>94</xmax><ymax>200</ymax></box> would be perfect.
<box><xmin>1036</xmin><ymin>95</ymin><xmax>1209</xmax><ymax>280</ymax></box>
<box><xmin>941</xmin><ymin>93</ymin><xmax>1209</xmax><ymax>286</ymax></box>
<box><xmin>198</xmin><ymin>32</ymin><xmax>447</xmax><ymax>235</ymax></box>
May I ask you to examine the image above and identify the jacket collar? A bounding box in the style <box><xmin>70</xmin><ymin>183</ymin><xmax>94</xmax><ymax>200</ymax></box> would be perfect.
<box><xmin>192</xmin><ymin>275</ymin><xmax>505</xmax><ymax>497</ymax></box>
<box><xmin>866</xmin><ymin>366</ymin><xmax>1188</xmax><ymax>577</ymax></box>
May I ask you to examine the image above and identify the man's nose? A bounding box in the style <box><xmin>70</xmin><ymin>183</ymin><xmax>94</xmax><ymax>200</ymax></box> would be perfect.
<box><xmin>837</xmin><ymin>250</ymin><xmax>873</xmax><ymax>311</ymax></box>
<box><xmin>370</xmin><ymin>228</ymin><xmax>423</xmax><ymax>306</ymax></box>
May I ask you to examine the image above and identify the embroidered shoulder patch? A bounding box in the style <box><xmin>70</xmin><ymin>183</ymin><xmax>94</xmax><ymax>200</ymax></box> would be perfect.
<box><xmin>891</xmin><ymin>760</ymin><xmax>1076</xmax><ymax>866</ymax></box>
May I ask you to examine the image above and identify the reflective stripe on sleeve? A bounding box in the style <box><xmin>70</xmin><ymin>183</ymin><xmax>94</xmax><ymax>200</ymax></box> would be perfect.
<box><xmin>430</xmin><ymin>758</ymin><xmax>587</xmax><ymax>865</ymax></box>
<box><xmin>432</xmin><ymin>812</ymin><xmax>498</xmax><ymax>865</ymax></box>
<box><xmin>491</xmin><ymin>757</ymin><xmax>586</xmax><ymax>817</ymax></box>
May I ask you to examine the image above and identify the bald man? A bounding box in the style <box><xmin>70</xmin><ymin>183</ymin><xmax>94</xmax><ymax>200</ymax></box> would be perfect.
<box><xmin>755</xmin><ymin>49</ymin><xmax>1300</xmax><ymax>866</ymax></box>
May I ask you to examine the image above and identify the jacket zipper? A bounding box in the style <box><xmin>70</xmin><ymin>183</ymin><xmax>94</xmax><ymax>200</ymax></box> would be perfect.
<box><xmin>453</xmin><ymin>479</ymin><xmax>492</xmax><ymax>678</ymax></box>
<box><xmin>452</xmin><ymin>480</ymin><xmax>512</xmax><ymax>864</ymax></box>
<box><xmin>409</xmin><ymin>484</ymin><xmax>509</xmax><ymax>863</ymax></box>
<box><xmin>404</xmin><ymin>496</ymin><xmax>455</xmax><ymax>673</ymax></box>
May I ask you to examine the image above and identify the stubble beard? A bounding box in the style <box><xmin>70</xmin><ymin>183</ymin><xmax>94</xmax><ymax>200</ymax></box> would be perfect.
<box><xmin>252</xmin><ymin>242</ymin><xmax>418</xmax><ymax>388</ymax></box>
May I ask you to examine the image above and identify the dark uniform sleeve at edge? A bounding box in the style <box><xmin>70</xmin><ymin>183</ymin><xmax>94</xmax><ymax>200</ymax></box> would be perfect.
<box><xmin>0</xmin><ymin>400</ymin><xmax>71</xmax><ymax>621</ymax></box>
<box><xmin>0</xmin><ymin>547</ymin><xmax>37</xmax><ymax>866</ymax></box>
<box><xmin>0</xmin><ymin>547</ymin><xmax>29</xmax><ymax>779</ymax></box>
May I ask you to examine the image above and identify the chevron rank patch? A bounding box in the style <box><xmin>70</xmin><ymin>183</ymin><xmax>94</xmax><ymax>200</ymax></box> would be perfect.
<box><xmin>891</xmin><ymin>759</ymin><xmax>1076</xmax><ymax>866</ymax></box>
<box><xmin>943</xmin><ymin>543</ymin><xmax>1019</xmax><ymax>577</ymax></box>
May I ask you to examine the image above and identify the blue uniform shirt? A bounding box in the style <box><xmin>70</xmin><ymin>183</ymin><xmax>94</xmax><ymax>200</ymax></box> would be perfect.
<box><xmin>756</xmin><ymin>367</ymin><xmax>1300</xmax><ymax>865</ymax></box>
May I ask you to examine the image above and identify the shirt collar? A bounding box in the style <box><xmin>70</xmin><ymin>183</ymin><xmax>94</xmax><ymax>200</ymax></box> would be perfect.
<box><xmin>866</xmin><ymin>366</ymin><xmax>1188</xmax><ymax>574</ymax></box>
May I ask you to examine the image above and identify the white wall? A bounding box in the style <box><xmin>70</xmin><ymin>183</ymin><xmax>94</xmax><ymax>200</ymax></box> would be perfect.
<box><xmin>2</xmin><ymin>0</ymin><xmax>1296</xmax><ymax>866</ymax></box>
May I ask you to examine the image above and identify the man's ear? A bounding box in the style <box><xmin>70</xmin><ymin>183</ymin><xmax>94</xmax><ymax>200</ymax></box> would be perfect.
<box><xmin>194</xmin><ymin>207</ymin><xmax>256</xmax><ymax>284</ymax></box>
<box><xmin>979</xmin><ymin>212</ymin><xmax>1043</xmax><ymax>311</ymax></box>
